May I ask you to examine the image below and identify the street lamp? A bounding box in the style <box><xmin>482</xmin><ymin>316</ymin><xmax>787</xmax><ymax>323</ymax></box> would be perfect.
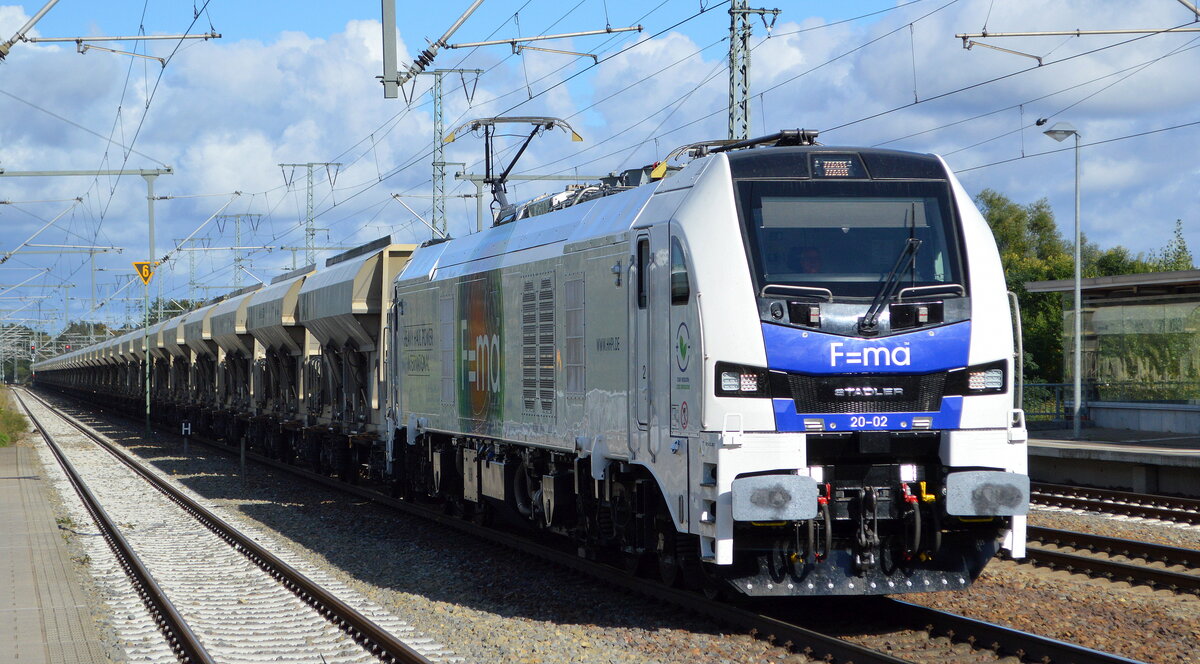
<box><xmin>1044</xmin><ymin>122</ymin><xmax>1083</xmax><ymax>439</ymax></box>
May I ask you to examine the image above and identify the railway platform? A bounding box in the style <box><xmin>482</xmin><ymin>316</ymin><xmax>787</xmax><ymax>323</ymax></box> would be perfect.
<box><xmin>0</xmin><ymin>442</ymin><xmax>109</xmax><ymax>663</ymax></box>
<box><xmin>1028</xmin><ymin>425</ymin><xmax>1200</xmax><ymax>496</ymax></box>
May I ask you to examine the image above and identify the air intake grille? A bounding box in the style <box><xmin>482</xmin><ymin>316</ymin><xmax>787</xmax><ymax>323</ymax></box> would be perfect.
<box><xmin>521</xmin><ymin>275</ymin><xmax>555</xmax><ymax>415</ymax></box>
<box><xmin>778</xmin><ymin>372</ymin><xmax>946</xmax><ymax>414</ymax></box>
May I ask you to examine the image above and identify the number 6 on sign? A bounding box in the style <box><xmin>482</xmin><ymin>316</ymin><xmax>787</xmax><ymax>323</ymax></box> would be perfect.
<box><xmin>133</xmin><ymin>261</ymin><xmax>155</xmax><ymax>285</ymax></box>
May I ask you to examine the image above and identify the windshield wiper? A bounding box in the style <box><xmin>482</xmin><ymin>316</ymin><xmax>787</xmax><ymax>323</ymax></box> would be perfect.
<box><xmin>858</xmin><ymin>238</ymin><xmax>921</xmax><ymax>336</ymax></box>
<box><xmin>898</xmin><ymin>284</ymin><xmax>965</xmax><ymax>299</ymax></box>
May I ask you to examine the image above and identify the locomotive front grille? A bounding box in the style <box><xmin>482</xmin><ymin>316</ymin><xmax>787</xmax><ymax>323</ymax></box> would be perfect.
<box><xmin>777</xmin><ymin>372</ymin><xmax>946</xmax><ymax>414</ymax></box>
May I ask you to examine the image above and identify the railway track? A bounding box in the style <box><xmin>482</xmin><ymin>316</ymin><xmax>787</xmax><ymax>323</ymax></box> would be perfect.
<box><xmin>14</xmin><ymin>388</ymin><xmax>446</xmax><ymax>664</ymax></box>
<box><xmin>1024</xmin><ymin>526</ymin><xmax>1200</xmax><ymax>594</ymax></box>
<box><xmin>770</xmin><ymin>598</ymin><xmax>1146</xmax><ymax>664</ymax></box>
<box><xmin>14</xmin><ymin>390</ymin><xmax>214</xmax><ymax>664</ymax></box>
<box><xmin>1032</xmin><ymin>482</ymin><xmax>1200</xmax><ymax>525</ymax></box>
<box><xmin>30</xmin><ymin>389</ymin><xmax>1147</xmax><ymax>664</ymax></box>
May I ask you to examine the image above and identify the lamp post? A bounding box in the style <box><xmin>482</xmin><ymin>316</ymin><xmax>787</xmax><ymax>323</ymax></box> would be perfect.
<box><xmin>1044</xmin><ymin>122</ymin><xmax>1082</xmax><ymax>439</ymax></box>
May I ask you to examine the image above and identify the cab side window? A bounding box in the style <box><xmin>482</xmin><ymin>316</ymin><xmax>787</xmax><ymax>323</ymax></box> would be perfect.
<box><xmin>670</xmin><ymin>236</ymin><xmax>690</xmax><ymax>305</ymax></box>
<box><xmin>637</xmin><ymin>239</ymin><xmax>650</xmax><ymax>309</ymax></box>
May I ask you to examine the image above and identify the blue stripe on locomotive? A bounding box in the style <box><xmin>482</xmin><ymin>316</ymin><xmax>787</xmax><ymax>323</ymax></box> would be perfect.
<box><xmin>761</xmin><ymin>321</ymin><xmax>971</xmax><ymax>432</ymax></box>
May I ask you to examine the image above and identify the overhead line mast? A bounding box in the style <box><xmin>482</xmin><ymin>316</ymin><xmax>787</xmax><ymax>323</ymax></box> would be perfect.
<box><xmin>278</xmin><ymin>163</ymin><xmax>341</xmax><ymax>267</ymax></box>
<box><xmin>215</xmin><ymin>214</ymin><xmax>264</xmax><ymax>289</ymax></box>
<box><xmin>420</xmin><ymin>69</ymin><xmax>483</xmax><ymax>237</ymax></box>
<box><xmin>729</xmin><ymin>1</ymin><xmax>780</xmax><ymax>141</ymax></box>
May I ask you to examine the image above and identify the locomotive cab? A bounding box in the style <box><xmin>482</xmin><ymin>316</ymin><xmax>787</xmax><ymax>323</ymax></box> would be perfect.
<box><xmin>675</xmin><ymin>145</ymin><xmax>1028</xmax><ymax>594</ymax></box>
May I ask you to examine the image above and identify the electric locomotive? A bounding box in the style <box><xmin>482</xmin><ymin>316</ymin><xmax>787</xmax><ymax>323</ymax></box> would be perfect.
<box><xmin>386</xmin><ymin>132</ymin><xmax>1029</xmax><ymax>596</ymax></box>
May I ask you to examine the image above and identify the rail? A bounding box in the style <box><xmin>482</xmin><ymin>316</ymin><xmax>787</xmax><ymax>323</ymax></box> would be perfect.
<box><xmin>883</xmin><ymin>600</ymin><xmax>1144</xmax><ymax>664</ymax></box>
<box><xmin>1032</xmin><ymin>482</ymin><xmax>1200</xmax><ymax>525</ymax></box>
<box><xmin>1027</xmin><ymin>526</ymin><xmax>1200</xmax><ymax>594</ymax></box>
<box><xmin>12</xmin><ymin>389</ymin><xmax>216</xmax><ymax>664</ymax></box>
<box><xmin>18</xmin><ymin>388</ymin><xmax>433</xmax><ymax>664</ymax></box>
<box><xmin>35</xmin><ymin>387</ymin><xmax>1148</xmax><ymax>664</ymax></box>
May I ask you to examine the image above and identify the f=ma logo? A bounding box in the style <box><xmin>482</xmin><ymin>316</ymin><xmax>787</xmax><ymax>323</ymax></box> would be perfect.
<box><xmin>829</xmin><ymin>342</ymin><xmax>911</xmax><ymax>367</ymax></box>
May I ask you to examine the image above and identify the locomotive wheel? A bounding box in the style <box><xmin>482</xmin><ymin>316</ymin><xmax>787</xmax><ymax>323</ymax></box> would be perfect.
<box><xmin>609</xmin><ymin>481</ymin><xmax>633</xmax><ymax>537</ymax></box>
<box><xmin>621</xmin><ymin>550</ymin><xmax>649</xmax><ymax>576</ymax></box>
<box><xmin>469</xmin><ymin>500</ymin><xmax>492</xmax><ymax>526</ymax></box>
<box><xmin>675</xmin><ymin>534</ymin><xmax>705</xmax><ymax>591</ymax></box>
<box><xmin>654</xmin><ymin>504</ymin><xmax>690</xmax><ymax>587</ymax></box>
<box><xmin>513</xmin><ymin>460</ymin><xmax>539</xmax><ymax>521</ymax></box>
<box><xmin>765</xmin><ymin>537</ymin><xmax>799</xmax><ymax>584</ymax></box>
<box><xmin>698</xmin><ymin>563</ymin><xmax>727</xmax><ymax>600</ymax></box>
<box><xmin>655</xmin><ymin>529</ymin><xmax>682</xmax><ymax>586</ymax></box>
<box><xmin>609</xmin><ymin>482</ymin><xmax>647</xmax><ymax>575</ymax></box>
<box><xmin>593</xmin><ymin>501</ymin><xmax>615</xmax><ymax>543</ymax></box>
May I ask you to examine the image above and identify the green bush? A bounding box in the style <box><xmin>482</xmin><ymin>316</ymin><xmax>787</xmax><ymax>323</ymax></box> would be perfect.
<box><xmin>0</xmin><ymin>388</ymin><xmax>27</xmax><ymax>447</ymax></box>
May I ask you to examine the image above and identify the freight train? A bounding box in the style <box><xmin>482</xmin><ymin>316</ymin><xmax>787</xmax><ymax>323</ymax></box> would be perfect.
<box><xmin>34</xmin><ymin>133</ymin><xmax>1029</xmax><ymax>597</ymax></box>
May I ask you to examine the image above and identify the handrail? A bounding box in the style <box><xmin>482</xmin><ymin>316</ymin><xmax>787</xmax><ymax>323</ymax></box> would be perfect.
<box><xmin>759</xmin><ymin>283</ymin><xmax>833</xmax><ymax>301</ymax></box>
<box><xmin>897</xmin><ymin>283</ymin><xmax>966</xmax><ymax>299</ymax></box>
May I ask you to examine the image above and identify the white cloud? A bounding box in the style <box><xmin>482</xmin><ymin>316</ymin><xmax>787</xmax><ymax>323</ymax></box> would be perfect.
<box><xmin>0</xmin><ymin>1</ymin><xmax>1198</xmax><ymax>331</ymax></box>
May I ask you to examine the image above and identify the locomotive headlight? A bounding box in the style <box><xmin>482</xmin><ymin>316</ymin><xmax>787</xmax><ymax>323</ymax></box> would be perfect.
<box><xmin>968</xmin><ymin>368</ymin><xmax>1004</xmax><ymax>391</ymax></box>
<box><xmin>946</xmin><ymin>360</ymin><xmax>1007</xmax><ymax>395</ymax></box>
<box><xmin>721</xmin><ymin>371</ymin><xmax>742</xmax><ymax>391</ymax></box>
<box><xmin>715</xmin><ymin>362</ymin><xmax>771</xmax><ymax>397</ymax></box>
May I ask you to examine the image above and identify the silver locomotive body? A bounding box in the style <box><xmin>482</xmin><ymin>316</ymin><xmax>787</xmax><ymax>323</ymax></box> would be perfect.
<box><xmin>386</xmin><ymin>146</ymin><xmax>1028</xmax><ymax>596</ymax></box>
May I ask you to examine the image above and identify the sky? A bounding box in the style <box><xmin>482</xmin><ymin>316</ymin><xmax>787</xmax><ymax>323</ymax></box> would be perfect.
<box><xmin>1</xmin><ymin>0</ymin><xmax>1198</xmax><ymax>333</ymax></box>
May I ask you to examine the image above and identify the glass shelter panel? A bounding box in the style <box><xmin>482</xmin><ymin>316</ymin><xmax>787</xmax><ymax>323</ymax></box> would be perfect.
<box><xmin>1066</xmin><ymin>295</ymin><xmax>1200</xmax><ymax>402</ymax></box>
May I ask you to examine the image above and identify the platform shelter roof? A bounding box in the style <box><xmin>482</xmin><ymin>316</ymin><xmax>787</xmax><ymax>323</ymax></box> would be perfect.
<box><xmin>1026</xmin><ymin>270</ymin><xmax>1200</xmax><ymax>298</ymax></box>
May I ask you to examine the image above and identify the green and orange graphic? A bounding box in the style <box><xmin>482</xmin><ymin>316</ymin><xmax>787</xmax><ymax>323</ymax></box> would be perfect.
<box><xmin>457</xmin><ymin>272</ymin><xmax>504</xmax><ymax>429</ymax></box>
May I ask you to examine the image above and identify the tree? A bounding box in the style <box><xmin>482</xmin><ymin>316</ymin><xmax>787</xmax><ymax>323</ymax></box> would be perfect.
<box><xmin>976</xmin><ymin>189</ymin><xmax>1071</xmax><ymax>383</ymax></box>
<box><xmin>0</xmin><ymin>323</ymin><xmax>51</xmax><ymax>383</ymax></box>
<box><xmin>1080</xmin><ymin>221</ymin><xmax>1192</xmax><ymax>276</ymax></box>
<box><xmin>978</xmin><ymin>190</ymin><xmax>1195</xmax><ymax>384</ymax></box>
<box><xmin>149</xmin><ymin>297</ymin><xmax>203</xmax><ymax>325</ymax></box>
<box><xmin>1149</xmin><ymin>219</ymin><xmax>1194</xmax><ymax>271</ymax></box>
<box><xmin>57</xmin><ymin>320</ymin><xmax>109</xmax><ymax>337</ymax></box>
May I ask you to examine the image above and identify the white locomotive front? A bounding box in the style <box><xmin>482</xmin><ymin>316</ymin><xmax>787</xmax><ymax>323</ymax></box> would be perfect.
<box><xmin>387</xmin><ymin>140</ymin><xmax>1028</xmax><ymax>596</ymax></box>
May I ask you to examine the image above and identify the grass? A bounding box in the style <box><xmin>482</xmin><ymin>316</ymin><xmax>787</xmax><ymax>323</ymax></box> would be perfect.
<box><xmin>0</xmin><ymin>386</ymin><xmax>28</xmax><ymax>447</ymax></box>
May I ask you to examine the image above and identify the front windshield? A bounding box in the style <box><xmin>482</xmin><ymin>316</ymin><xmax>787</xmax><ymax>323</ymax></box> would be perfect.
<box><xmin>736</xmin><ymin>179</ymin><xmax>964</xmax><ymax>298</ymax></box>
